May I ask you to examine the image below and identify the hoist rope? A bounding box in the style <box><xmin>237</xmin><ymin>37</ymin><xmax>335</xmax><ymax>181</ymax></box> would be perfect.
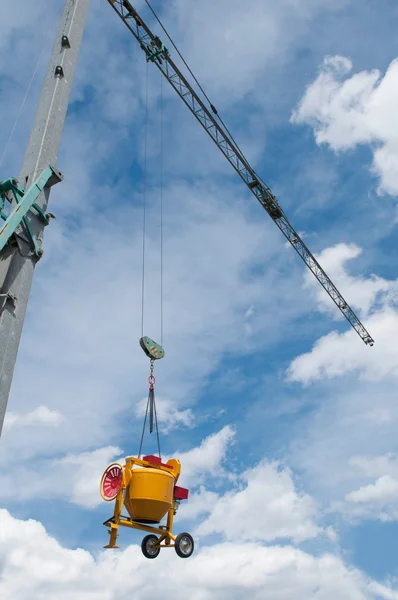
<box><xmin>137</xmin><ymin>65</ymin><xmax>164</xmax><ymax>458</ymax></box>
<box><xmin>143</xmin><ymin>0</ymin><xmax>252</xmax><ymax>175</ymax></box>
<box><xmin>138</xmin><ymin>59</ymin><xmax>166</xmax><ymax>458</ymax></box>
<box><xmin>160</xmin><ymin>73</ymin><xmax>164</xmax><ymax>346</ymax></box>
<box><xmin>140</xmin><ymin>61</ymin><xmax>165</xmax><ymax>345</ymax></box>
<box><xmin>141</xmin><ymin>61</ymin><xmax>149</xmax><ymax>338</ymax></box>
<box><xmin>0</xmin><ymin>33</ymin><xmax>50</xmax><ymax>171</ymax></box>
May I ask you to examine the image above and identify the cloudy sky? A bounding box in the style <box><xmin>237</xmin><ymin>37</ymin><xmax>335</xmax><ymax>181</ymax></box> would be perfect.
<box><xmin>1</xmin><ymin>0</ymin><xmax>398</xmax><ymax>597</ymax></box>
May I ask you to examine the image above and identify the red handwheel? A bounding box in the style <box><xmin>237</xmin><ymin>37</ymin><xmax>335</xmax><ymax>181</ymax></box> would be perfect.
<box><xmin>100</xmin><ymin>464</ymin><xmax>123</xmax><ymax>501</ymax></box>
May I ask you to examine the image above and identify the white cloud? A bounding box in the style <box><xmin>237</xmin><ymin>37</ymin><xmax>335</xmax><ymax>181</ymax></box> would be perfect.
<box><xmin>287</xmin><ymin>376</ymin><xmax>398</xmax><ymax>523</ymax></box>
<box><xmin>332</xmin><ymin>455</ymin><xmax>398</xmax><ymax>522</ymax></box>
<box><xmin>54</xmin><ymin>446</ymin><xmax>124</xmax><ymax>508</ymax></box>
<box><xmin>291</xmin><ymin>55</ymin><xmax>398</xmax><ymax>196</ymax></box>
<box><xmin>349</xmin><ymin>455</ymin><xmax>398</xmax><ymax>480</ymax></box>
<box><xmin>287</xmin><ymin>243</ymin><xmax>398</xmax><ymax>384</ymax></box>
<box><xmin>0</xmin><ymin>427</ymin><xmax>233</xmax><ymax>509</ymax></box>
<box><xmin>303</xmin><ymin>243</ymin><xmax>391</xmax><ymax>318</ymax></box>
<box><xmin>287</xmin><ymin>307</ymin><xmax>398</xmax><ymax>383</ymax></box>
<box><xmin>196</xmin><ymin>460</ymin><xmax>321</xmax><ymax>543</ymax></box>
<box><xmin>285</xmin><ymin>244</ymin><xmax>398</xmax><ymax>520</ymax></box>
<box><xmin>3</xmin><ymin>406</ymin><xmax>63</xmax><ymax>430</ymax></box>
<box><xmin>178</xmin><ymin>486</ymin><xmax>219</xmax><ymax>521</ymax></box>
<box><xmin>346</xmin><ymin>475</ymin><xmax>398</xmax><ymax>504</ymax></box>
<box><xmin>0</xmin><ymin>446</ymin><xmax>122</xmax><ymax>509</ymax></box>
<box><xmin>175</xmin><ymin>426</ymin><xmax>236</xmax><ymax>489</ymax></box>
<box><xmin>0</xmin><ymin>509</ymin><xmax>396</xmax><ymax>600</ymax></box>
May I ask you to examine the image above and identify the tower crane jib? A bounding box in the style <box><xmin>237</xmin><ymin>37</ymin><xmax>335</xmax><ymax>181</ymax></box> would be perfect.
<box><xmin>107</xmin><ymin>0</ymin><xmax>374</xmax><ymax>347</ymax></box>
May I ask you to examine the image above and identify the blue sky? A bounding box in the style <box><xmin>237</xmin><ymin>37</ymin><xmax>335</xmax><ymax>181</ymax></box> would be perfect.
<box><xmin>1</xmin><ymin>0</ymin><xmax>398</xmax><ymax>597</ymax></box>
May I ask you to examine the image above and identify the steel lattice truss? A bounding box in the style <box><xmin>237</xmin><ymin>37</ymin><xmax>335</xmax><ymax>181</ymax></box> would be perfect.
<box><xmin>107</xmin><ymin>0</ymin><xmax>374</xmax><ymax>346</ymax></box>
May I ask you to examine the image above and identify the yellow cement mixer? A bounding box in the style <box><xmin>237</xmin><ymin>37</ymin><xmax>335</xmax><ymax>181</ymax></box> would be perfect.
<box><xmin>100</xmin><ymin>453</ymin><xmax>193</xmax><ymax>558</ymax></box>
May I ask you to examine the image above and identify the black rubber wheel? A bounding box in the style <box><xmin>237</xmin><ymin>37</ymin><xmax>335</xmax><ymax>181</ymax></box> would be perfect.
<box><xmin>141</xmin><ymin>535</ymin><xmax>160</xmax><ymax>559</ymax></box>
<box><xmin>174</xmin><ymin>532</ymin><xmax>194</xmax><ymax>558</ymax></box>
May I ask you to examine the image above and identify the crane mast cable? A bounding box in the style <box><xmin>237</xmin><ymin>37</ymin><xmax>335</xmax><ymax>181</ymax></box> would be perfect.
<box><xmin>0</xmin><ymin>33</ymin><xmax>51</xmax><ymax>170</ymax></box>
<box><xmin>107</xmin><ymin>0</ymin><xmax>374</xmax><ymax>347</ymax></box>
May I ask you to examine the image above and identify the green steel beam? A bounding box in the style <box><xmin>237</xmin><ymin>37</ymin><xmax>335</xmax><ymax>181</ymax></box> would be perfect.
<box><xmin>0</xmin><ymin>165</ymin><xmax>63</xmax><ymax>256</ymax></box>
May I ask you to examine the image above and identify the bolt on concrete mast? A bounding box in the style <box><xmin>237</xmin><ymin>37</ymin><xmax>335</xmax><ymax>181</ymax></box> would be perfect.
<box><xmin>0</xmin><ymin>0</ymin><xmax>90</xmax><ymax>437</ymax></box>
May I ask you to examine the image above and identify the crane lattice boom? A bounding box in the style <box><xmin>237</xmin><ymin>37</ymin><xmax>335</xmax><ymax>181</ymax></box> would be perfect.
<box><xmin>107</xmin><ymin>0</ymin><xmax>374</xmax><ymax>346</ymax></box>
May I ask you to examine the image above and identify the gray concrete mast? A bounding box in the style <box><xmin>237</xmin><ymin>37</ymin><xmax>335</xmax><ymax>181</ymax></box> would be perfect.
<box><xmin>0</xmin><ymin>0</ymin><xmax>90</xmax><ymax>436</ymax></box>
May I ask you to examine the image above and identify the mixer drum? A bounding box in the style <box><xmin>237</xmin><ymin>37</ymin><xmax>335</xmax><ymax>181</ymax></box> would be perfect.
<box><xmin>124</xmin><ymin>467</ymin><xmax>175</xmax><ymax>524</ymax></box>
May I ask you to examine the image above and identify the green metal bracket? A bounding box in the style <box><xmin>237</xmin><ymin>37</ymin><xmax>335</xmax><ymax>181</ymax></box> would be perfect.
<box><xmin>0</xmin><ymin>165</ymin><xmax>63</xmax><ymax>257</ymax></box>
<box><xmin>145</xmin><ymin>36</ymin><xmax>169</xmax><ymax>64</ymax></box>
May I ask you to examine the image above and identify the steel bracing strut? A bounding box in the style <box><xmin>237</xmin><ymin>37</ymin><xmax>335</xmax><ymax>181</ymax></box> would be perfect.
<box><xmin>107</xmin><ymin>0</ymin><xmax>374</xmax><ymax>346</ymax></box>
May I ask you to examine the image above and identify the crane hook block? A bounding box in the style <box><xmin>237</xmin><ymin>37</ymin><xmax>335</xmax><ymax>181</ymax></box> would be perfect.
<box><xmin>139</xmin><ymin>336</ymin><xmax>165</xmax><ymax>360</ymax></box>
